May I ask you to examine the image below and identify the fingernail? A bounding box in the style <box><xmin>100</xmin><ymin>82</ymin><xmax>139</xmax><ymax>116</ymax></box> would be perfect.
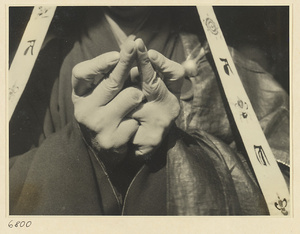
<box><xmin>121</xmin><ymin>40</ymin><xmax>135</xmax><ymax>54</ymax></box>
<box><xmin>126</xmin><ymin>45</ymin><xmax>135</xmax><ymax>54</ymax></box>
<box><xmin>135</xmin><ymin>150</ymin><xmax>152</xmax><ymax>160</ymax></box>
<box><xmin>136</xmin><ymin>39</ymin><xmax>146</xmax><ymax>52</ymax></box>
<box><xmin>130</xmin><ymin>66</ymin><xmax>140</xmax><ymax>83</ymax></box>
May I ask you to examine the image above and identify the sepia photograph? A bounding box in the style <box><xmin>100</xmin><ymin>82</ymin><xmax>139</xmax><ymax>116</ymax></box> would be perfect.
<box><xmin>3</xmin><ymin>1</ymin><xmax>299</xmax><ymax>233</ymax></box>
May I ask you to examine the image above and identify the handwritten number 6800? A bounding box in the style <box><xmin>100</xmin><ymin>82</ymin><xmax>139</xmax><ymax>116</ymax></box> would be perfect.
<box><xmin>8</xmin><ymin>220</ymin><xmax>32</xmax><ymax>228</ymax></box>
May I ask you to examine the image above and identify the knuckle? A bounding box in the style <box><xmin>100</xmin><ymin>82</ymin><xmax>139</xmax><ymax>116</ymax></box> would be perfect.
<box><xmin>154</xmin><ymin>115</ymin><xmax>170</xmax><ymax>129</ymax></box>
<box><xmin>93</xmin><ymin>112</ymin><xmax>109</xmax><ymax>132</ymax></box>
<box><xmin>113</xmin><ymin>138</ymin><xmax>128</xmax><ymax>149</ymax></box>
<box><xmin>170</xmin><ymin>100</ymin><xmax>181</xmax><ymax>118</ymax></box>
<box><xmin>74</xmin><ymin>106</ymin><xmax>89</xmax><ymax>124</ymax></box>
<box><xmin>74</xmin><ymin>109</ymin><xmax>84</xmax><ymax>123</ymax></box>
<box><xmin>97</xmin><ymin>135</ymin><xmax>114</xmax><ymax>149</ymax></box>
<box><xmin>74</xmin><ymin>110</ymin><xmax>94</xmax><ymax>130</ymax></box>
<box><xmin>119</xmin><ymin>56</ymin><xmax>131</xmax><ymax>67</ymax></box>
<box><xmin>72</xmin><ymin>91</ymin><xmax>80</xmax><ymax>102</ymax></box>
<box><xmin>103</xmin><ymin>77</ymin><xmax>121</xmax><ymax>92</ymax></box>
<box><xmin>145</xmin><ymin>80</ymin><xmax>165</xmax><ymax>101</ymax></box>
<box><xmin>72</xmin><ymin>63</ymin><xmax>84</xmax><ymax>78</ymax></box>
<box><xmin>146</xmin><ymin>131</ymin><xmax>162</xmax><ymax>147</ymax></box>
<box><xmin>131</xmin><ymin>93</ymin><xmax>142</xmax><ymax>103</ymax></box>
<box><xmin>160</xmin><ymin>94</ymin><xmax>181</xmax><ymax>118</ymax></box>
<box><xmin>125</xmin><ymin>88</ymin><xmax>143</xmax><ymax>103</ymax></box>
<box><xmin>76</xmin><ymin>107</ymin><xmax>109</xmax><ymax>133</ymax></box>
<box><xmin>72</xmin><ymin>60</ymin><xmax>94</xmax><ymax>80</ymax></box>
<box><xmin>140</xmin><ymin>57</ymin><xmax>151</xmax><ymax>66</ymax></box>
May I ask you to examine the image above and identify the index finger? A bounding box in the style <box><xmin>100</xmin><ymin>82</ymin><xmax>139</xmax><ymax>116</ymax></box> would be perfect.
<box><xmin>135</xmin><ymin>38</ymin><xmax>159</xmax><ymax>101</ymax></box>
<box><xmin>91</xmin><ymin>39</ymin><xmax>137</xmax><ymax>105</ymax></box>
<box><xmin>107</xmin><ymin>39</ymin><xmax>137</xmax><ymax>88</ymax></box>
<box><xmin>72</xmin><ymin>51</ymin><xmax>120</xmax><ymax>96</ymax></box>
<box><xmin>135</xmin><ymin>38</ymin><xmax>156</xmax><ymax>83</ymax></box>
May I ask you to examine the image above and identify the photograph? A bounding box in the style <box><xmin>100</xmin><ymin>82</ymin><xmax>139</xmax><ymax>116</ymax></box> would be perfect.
<box><xmin>3</xmin><ymin>2</ymin><xmax>298</xmax><ymax>233</ymax></box>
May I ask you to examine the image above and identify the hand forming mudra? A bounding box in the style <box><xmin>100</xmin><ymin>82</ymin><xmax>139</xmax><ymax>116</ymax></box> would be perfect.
<box><xmin>71</xmin><ymin>38</ymin><xmax>184</xmax><ymax>159</ymax></box>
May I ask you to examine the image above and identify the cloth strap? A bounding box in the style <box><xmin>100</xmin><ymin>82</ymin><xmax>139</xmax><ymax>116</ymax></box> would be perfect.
<box><xmin>196</xmin><ymin>6</ymin><xmax>290</xmax><ymax>216</ymax></box>
<box><xmin>9</xmin><ymin>6</ymin><xmax>56</xmax><ymax>120</ymax></box>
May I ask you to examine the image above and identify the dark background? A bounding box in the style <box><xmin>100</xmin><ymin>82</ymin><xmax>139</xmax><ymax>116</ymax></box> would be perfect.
<box><xmin>215</xmin><ymin>6</ymin><xmax>289</xmax><ymax>93</ymax></box>
<box><xmin>9</xmin><ymin>6</ymin><xmax>289</xmax><ymax>93</ymax></box>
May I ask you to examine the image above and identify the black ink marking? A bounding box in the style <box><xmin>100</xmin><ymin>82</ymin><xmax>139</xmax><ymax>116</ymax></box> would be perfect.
<box><xmin>275</xmin><ymin>196</ymin><xmax>288</xmax><ymax>215</ymax></box>
<box><xmin>254</xmin><ymin>145</ymin><xmax>270</xmax><ymax>166</ymax></box>
<box><xmin>235</xmin><ymin>97</ymin><xmax>249</xmax><ymax>119</ymax></box>
<box><xmin>24</xmin><ymin>40</ymin><xmax>36</xmax><ymax>56</ymax></box>
<box><xmin>8</xmin><ymin>220</ymin><xmax>32</xmax><ymax>228</ymax></box>
<box><xmin>237</xmin><ymin>99</ymin><xmax>244</xmax><ymax>108</ymax></box>
<box><xmin>9</xmin><ymin>85</ymin><xmax>19</xmax><ymax>99</ymax></box>
<box><xmin>37</xmin><ymin>6</ymin><xmax>50</xmax><ymax>18</ymax></box>
<box><xmin>219</xmin><ymin>58</ymin><xmax>233</xmax><ymax>76</ymax></box>
<box><xmin>242</xmin><ymin>112</ymin><xmax>248</xmax><ymax>118</ymax></box>
<box><xmin>205</xmin><ymin>17</ymin><xmax>218</xmax><ymax>35</ymax></box>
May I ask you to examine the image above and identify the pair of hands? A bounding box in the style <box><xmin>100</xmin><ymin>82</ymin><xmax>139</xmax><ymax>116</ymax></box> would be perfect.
<box><xmin>72</xmin><ymin>38</ymin><xmax>185</xmax><ymax>159</ymax></box>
